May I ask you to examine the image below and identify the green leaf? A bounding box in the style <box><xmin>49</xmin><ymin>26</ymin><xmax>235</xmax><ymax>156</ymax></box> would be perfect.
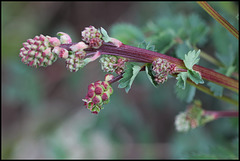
<box><xmin>118</xmin><ymin>63</ymin><xmax>141</xmax><ymax>93</ymax></box>
<box><xmin>110</xmin><ymin>23</ymin><xmax>145</xmax><ymax>46</ymax></box>
<box><xmin>212</xmin><ymin>21</ymin><xmax>238</xmax><ymax>67</ymax></box>
<box><xmin>207</xmin><ymin>66</ymin><xmax>235</xmax><ymax>97</ymax></box>
<box><xmin>138</xmin><ymin>40</ymin><xmax>156</xmax><ymax>52</ymax></box>
<box><xmin>183</xmin><ymin>50</ymin><xmax>201</xmax><ymax>70</ymax></box>
<box><xmin>207</xmin><ymin>82</ymin><xmax>224</xmax><ymax>97</ymax></box>
<box><xmin>187</xmin><ymin>14</ymin><xmax>209</xmax><ymax>46</ymax></box>
<box><xmin>145</xmin><ymin>63</ymin><xmax>158</xmax><ymax>88</ymax></box>
<box><xmin>100</xmin><ymin>27</ymin><xmax>111</xmax><ymax>42</ymax></box>
<box><xmin>152</xmin><ymin>29</ymin><xmax>176</xmax><ymax>53</ymax></box>
<box><xmin>175</xmin><ymin>83</ymin><xmax>196</xmax><ymax>103</ymax></box>
<box><xmin>175</xmin><ymin>41</ymin><xmax>193</xmax><ymax>60</ymax></box>
<box><xmin>187</xmin><ymin>70</ymin><xmax>204</xmax><ymax>85</ymax></box>
<box><xmin>176</xmin><ymin>72</ymin><xmax>188</xmax><ymax>89</ymax></box>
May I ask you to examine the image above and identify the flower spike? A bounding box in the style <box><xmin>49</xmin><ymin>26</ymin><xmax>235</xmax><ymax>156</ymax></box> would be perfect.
<box><xmin>19</xmin><ymin>35</ymin><xmax>58</xmax><ymax>68</ymax></box>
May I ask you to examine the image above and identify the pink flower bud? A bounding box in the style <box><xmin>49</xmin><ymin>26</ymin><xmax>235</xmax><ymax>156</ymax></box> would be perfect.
<box><xmin>91</xmin><ymin>111</ymin><xmax>99</xmax><ymax>114</ymax></box>
<box><xmin>110</xmin><ymin>38</ymin><xmax>123</xmax><ymax>47</ymax></box>
<box><xmin>105</xmin><ymin>74</ymin><xmax>114</xmax><ymax>82</ymax></box>
<box><xmin>49</xmin><ymin>37</ymin><xmax>61</xmax><ymax>47</ymax></box>
<box><xmin>52</xmin><ymin>47</ymin><xmax>69</xmax><ymax>59</ymax></box>
<box><xmin>70</xmin><ymin>42</ymin><xmax>88</xmax><ymax>52</ymax></box>
<box><xmin>94</xmin><ymin>80</ymin><xmax>102</xmax><ymax>87</ymax></box>
<box><xmin>95</xmin><ymin>86</ymin><xmax>103</xmax><ymax>95</ymax></box>
<box><xmin>88</xmin><ymin>83</ymin><xmax>95</xmax><ymax>90</ymax></box>
<box><xmin>75</xmin><ymin>51</ymin><xmax>86</xmax><ymax>59</ymax></box>
<box><xmin>107</xmin><ymin>86</ymin><xmax>113</xmax><ymax>95</ymax></box>
<box><xmin>101</xmin><ymin>81</ymin><xmax>109</xmax><ymax>90</ymax></box>
<box><xmin>92</xmin><ymin>95</ymin><xmax>102</xmax><ymax>104</ymax></box>
<box><xmin>89</xmin><ymin>37</ymin><xmax>103</xmax><ymax>49</ymax></box>
<box><xmin>57</xmin><ymin>32</ymin><xmax>72</xmax><ymax>44</ymax></box>
<box><xmin>59</xmin><ymin>48</ymin><xmax>69</xmax><ymax>59</ymax></box>
<box><xmin>87</xmin><ymin>89</ymin><xmax>95</xmax><ymax>98</ymax></box>
<box><xmin>102</xmin><ymin>92</ymin><xmax>109</xmax><ymax>101</ymax></box>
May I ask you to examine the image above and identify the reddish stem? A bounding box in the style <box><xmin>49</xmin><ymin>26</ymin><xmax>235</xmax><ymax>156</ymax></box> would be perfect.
<box><xmin>60</xmin><ymin>42</ymin><xmax>239</xmax><ymax>93</ymax></box>
<box><xmin>204</xmin><ymin>110</ymin><xmax>239</xmax><ymax>119</ymax></box>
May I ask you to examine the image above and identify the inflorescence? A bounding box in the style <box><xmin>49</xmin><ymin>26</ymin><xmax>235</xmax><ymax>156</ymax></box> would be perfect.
<box><xmin>19</xmin><ymin>25</ymin><xmax>179</xmax><ymax>114</ymax></box>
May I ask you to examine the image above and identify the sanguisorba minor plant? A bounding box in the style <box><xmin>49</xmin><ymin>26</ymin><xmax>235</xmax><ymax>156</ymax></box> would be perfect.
<box><xmin>19</xmin><ymin>2</ymin><xmax>238</xmax><ymax>132</ymax></box>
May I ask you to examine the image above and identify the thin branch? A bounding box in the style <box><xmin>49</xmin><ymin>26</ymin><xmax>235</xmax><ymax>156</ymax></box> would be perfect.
<box><xmin>197</xmin><ymin>1</ymin><xmax>239</xmax><ymax>39</ymax></box>
<box><xmin>204</xmin><ymin>110</ymin><xmax>239</xmax><ymax>119</ymax></box>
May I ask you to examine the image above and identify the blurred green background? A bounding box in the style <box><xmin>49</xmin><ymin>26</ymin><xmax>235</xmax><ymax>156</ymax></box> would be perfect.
<box><xmin>2</xmin><ymin>1</ymin><xmax>238</xmax><ymax>159</ymax></box>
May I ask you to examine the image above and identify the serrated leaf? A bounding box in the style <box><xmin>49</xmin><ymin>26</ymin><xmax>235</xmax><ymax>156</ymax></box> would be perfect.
<box><xmin>145</xmin><ymin>63</ymin><xmax>158</xmax><ymax>88</ymax></box>
<box><xmin>176</xmin><ymin>72</ymin><xmax>188</xmax><ymax>89</ymax></box>
<box><xmin>175</xmin><ymin>83</ymin><xmax>196</xmax><ymax>103</ymax></box>
<box><xmin>187</xmin><ymin>70</ymin><xmax>204</xmax><ymax>85</ymax></box>
<box><xmin>118</xmin><ymin>66</ymin><xmax>133</xmax><ymax>88</ymax></box>
<box><xmin>183</xmin><ymin>50</ymin><xmax>201</xmax><ymax>70</ymax></box>
<box><xmin>100</xmin><ymin>27</ymin><xmax>111</xmax><ymax>42</ymax></box>
<box><xmin>118</xmin><ymin>64</ymin><xmax>141</xmax><ymax>93</ymax></box>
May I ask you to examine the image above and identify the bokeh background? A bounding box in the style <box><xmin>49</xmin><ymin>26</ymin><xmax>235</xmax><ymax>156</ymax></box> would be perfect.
<box><xmin>2</xmin><ymin>1</ymin><xmax>239</xmax><ymax>159</ymax></box>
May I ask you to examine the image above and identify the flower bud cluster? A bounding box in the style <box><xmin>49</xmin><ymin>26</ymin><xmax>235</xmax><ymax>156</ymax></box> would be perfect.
<box><xmin>65</xmin><ymin>51</ymin><xmax>86</xmax><ymax>72</ymax></box>
<box><xmin>152</xmin><ymin>58</ymin><xmax>176</xmax><ymax>84</ymax></box>
<box><xmin>82</xmin><ymin>26</ymin><xmax>103</xmax><ymax>49</ymax></box>
<box><xmin>175</xmin><ymin>100</ymin><xmax>211</xmax><ymax>132</ymax></box>
<box><xmin>65</xmin><ymin>42</ymin><xmax>89</xmax><ymax>72</ymax></box>
<box><xmin>19</xmin><ymin>35</ymin><xmax>59</xmax><ymax>67</ymax></box>
<box><xmin>82</xmin><ymin>76</ymin><xmax>114</xmax><ymax>114</ymax></box>
<box><xmin>175</xmin><ymin>112</ymin><xmax>191</xmax><ymax>132</ymax></box>
<box><xmin>99</xmin><ymin>55</ymin><xmax>127</xmax><ymax>75</ymax></box>
<box><xmin>19</xmin><ymin>31</ymin><xmax>92</xmax><ymax>72</ymax></box>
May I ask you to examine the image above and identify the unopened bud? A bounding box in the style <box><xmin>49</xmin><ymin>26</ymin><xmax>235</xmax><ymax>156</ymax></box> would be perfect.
<box><xmin>57</xmin><ymin>32</ymin><xmax>72</xmax><ymax>44</ymax></box>
<box><xmin>70</xmin><ymin>42</ymin><xmax>88</xmax><ymax>52</ymax></box>
<box><xmin>175</xmin><ymin>112</ymin><xmax>191</xmax><ymax>132</ymax></box>
<box><xmin>105</xmin><ymin>74</ymin><xmax>114</xmax><ymax>82</ymax></box>
<box><xmin>49</xmin><ymin>37</ymin><xmax>61</xmax><ymax>47</ymax></box>
<box><xmin>92</xmin><ymin>95</ymin><xmax>102</xmax><ymax>104</ymax></box>
<box><xmin>110</xmin><ymin>37</ymin><xmax>123</xmax><ymax>48</ymax></box>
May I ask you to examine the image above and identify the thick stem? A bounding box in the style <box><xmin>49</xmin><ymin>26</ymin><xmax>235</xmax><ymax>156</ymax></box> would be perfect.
<box><xmin>95</xmin><ymin>43</ymin><xmax>239</xmax><ymax>93</ymax></box>
<box><xmin>61</xmin><ymin>42</ymin><xmax>239</xmax><ymax>93</ymax></box>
